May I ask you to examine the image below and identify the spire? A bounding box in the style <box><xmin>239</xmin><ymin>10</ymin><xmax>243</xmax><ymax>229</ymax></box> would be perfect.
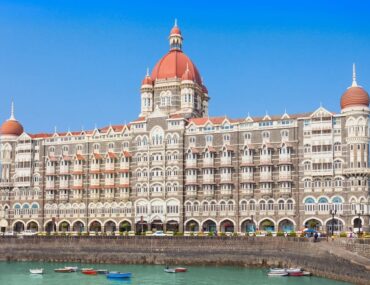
<box><xmin>352</xmin><ymin>63</ymin><xmax>358</xmax><ymax>87</ymax></box>
<box><xmin>174</xmin><ymin>18</ymin><xmax>178</xmax><ymax>27</ymax></box>
<box><xmin>9</xmin><ymin>101</ymin><xmax>15</xmax><ymax>120</ymax></box>
<box><xmin>146</xmin><ymin>67</ymin><xmax>150</xmax><ymax>77</ymax></box>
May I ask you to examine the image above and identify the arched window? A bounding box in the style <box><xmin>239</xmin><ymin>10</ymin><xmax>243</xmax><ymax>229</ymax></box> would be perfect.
<box><xmin>304</xmin><ymin>197</ymin><xmax>315</xmax><ymax>212</ymax></box>
<box><xmin>318</xmin><ymin>197</ymin><xmax>329</xmax><ymax>212</ymax></box>
<box><xmin>151</xmin><ymin>128</ymin><xmax>164</xmax><ymax>146</ymax></box>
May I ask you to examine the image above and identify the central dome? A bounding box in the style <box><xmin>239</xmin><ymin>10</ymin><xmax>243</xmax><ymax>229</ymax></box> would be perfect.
<box><xmin>151</xmin><ymin>50</ymin><xmax>202</xmax><ymax>85</ymax></box>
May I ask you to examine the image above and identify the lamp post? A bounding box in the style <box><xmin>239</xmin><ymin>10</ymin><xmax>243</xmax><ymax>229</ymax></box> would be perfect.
<box><xmin>329</xmin><ymin>209</ymin><xmax>337</xmax><ymax>236</ymax></box>
<box><xmin>356</xmin><ymin>210</ymin><xmax>364</xmax><ymax>236</ymax></box>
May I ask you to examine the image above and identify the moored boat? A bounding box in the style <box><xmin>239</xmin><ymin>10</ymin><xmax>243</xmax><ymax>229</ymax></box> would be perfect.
<box><xmin>64</xmin><ymin>266</ymin><xmax>78</xmax><ymax>272</ymax></box>
<box><xmin>164</xmin><ymin>267</ymin><xmax>187</xmax><ymax>273</ymax></box>
<box><xmin>269</xmin><ymin>268</ymin><xmax>287</xmax><ymax>273</ymax></box>
<box><xmin>54</xmin><ymin>268</ymin><xmax>73</xmax><ymax>273</ymax></box>
<box><xmin>267</xmin><ymin>271</ymin><xmax>288</xmax><ymax>277</ymax></box>
<box><xmin>302</xmin><ymin>271</ymin><xmax>312</xmax><ymax>276</ymax></box>
<box><xmin>286</xmin><ymin>268</ymin><xmax>302</xmax><ymax>273</ymax></box>
<box><xmin>29</xmin><ymin>269</ymin><xmax>44</xmax><ymax>274</ymax></box>
<box><xmin>106</xmin><ymin>272</ymin><xmax>132</xmax><ymax>279</ymax></box>
<box><xmin>82</xmin><ymin>269</ymin><xmax>97</xmax><ymax>275</ymax></box>
<box><xmin>289</xmin><ymin>271</ymin><xmax>304</xmax><ymax>277</ymax></box>
<box><xmin>96</xmin><ymin>269</ymin><xmax>108</xmax><ymax>274</ymax></box>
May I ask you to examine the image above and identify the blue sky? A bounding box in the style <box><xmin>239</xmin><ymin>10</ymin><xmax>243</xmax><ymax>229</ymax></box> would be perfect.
<box><xmin>1</xmin><ymin>0</ymin><xmax>370</xmax><ymax>133</ymax></box>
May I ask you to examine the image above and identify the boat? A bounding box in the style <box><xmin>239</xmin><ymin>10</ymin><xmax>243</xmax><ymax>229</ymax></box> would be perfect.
<box><xmin>289</xmin><ymin>271</ymin><xmax>304</xmax><ymax>277</ymax></box>
<box><xmin>269</xmin><ymin>268</ymin><xmax>287</xmax><ymax>273</ymax></box>
<box><xmin>54</xmin><ymin>268</ymin><xmax>73</xmax><ymax>273</ymax></box>
<box><xmin>96</xmin><ymin>269</ymin><xmax>108</xmax><ymax>274</ymax></box>
<box><xmin>302</xmin><ymin>271</ymin><xmax>312</xmax><ymax>276</ymax></box>
<box><xmin>106</xmin><ymin>272</ymin><xmax>132</xmax><ymax>279</ymax></box>
<box><xmin>164</xmin><ymin>267</ymin><xmax>188</xmax><ymax>273</ymax></box>
<box><xmin>286</xmin><ymin>268</ymin><xmax>302</xmax><ymax>273</ymax></box>
<box><xmin>82</xmin><ymin>269</ymin><xmax>97</xmax><ymax>275</ymax></box>
<box><xmin>267</xmin><ymin>271</ymin><xmax>288</xmax><ymax>277</ymax></box>
<box><xmin>29</xmin><ymin>269</ymin><xmax>44</xmax><ymax>274</ymax></box>
<box><xmin>64</xmin><ymin>266</ymin><xmax>78</xmax><ymax>272</ymax></box>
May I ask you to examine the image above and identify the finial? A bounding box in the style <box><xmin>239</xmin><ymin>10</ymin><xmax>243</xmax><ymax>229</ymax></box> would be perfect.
<box><xmin>54</xmin><ymin>126</ymin><xmax>57</xmax><ymax>133</ymax></box>
<box><xmin>146</xmin><ymin>67</ymin><xmax>150</xmax><ymax>77</ymax></box>
<box><xmin>320</xmin><ymin>102</ymin><xmax>322</xmax><ymax>108</ymax></box>
<box><xmin>9</xmin><ymin>101</ymin><xmax>15</xmax><ymax>120</ymax></box>
<box><xmin>174</xmin><ymin>18</ymin><xmax>178</xmax><ymax>27</ymax></box>
<box><xmin>67</xmin><ymin>127</ymin><xmax>70</xmax><ymax>132</ymax></box>
<box><xmin>352</xmin><ymin>63</ymin><xmax>358</xmax><ymax>87</ymax></box>
<box><xmin>81</xmin><ymin>125</ymin><xmax>84</xmax><ymax>131</ymax></box>
<box><xmin>94</xmin><ymin>123</ymin><xmax>97</xmax><ymax>129</ymax></box>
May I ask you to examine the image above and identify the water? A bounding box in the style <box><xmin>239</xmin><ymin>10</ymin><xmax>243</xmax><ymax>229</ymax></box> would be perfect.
<box><xmin>0</xmin><ymin>262</ymin><xmax>351</xmax><ymax>285</ymax></box>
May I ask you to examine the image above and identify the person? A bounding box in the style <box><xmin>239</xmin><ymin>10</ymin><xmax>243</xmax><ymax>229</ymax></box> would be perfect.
<box><xmin>314</xmin><ymin>232</ymin><xmax>318</xmax><ymax>242</ymax></box>
<box><xmin>284</xmin><ymin>232</ymin><xmax>288</xmax><ymax>238</ymax></box>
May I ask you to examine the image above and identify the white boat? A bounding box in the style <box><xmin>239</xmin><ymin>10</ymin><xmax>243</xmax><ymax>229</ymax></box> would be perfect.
<box><xmin>64</xmin><ymin>266</ymin><xmax>78</xmax><ymax>272</ymax></box>
<box><xmin>286</xmin><ymin>268</ymin><xmax>302</xmax><ymax>273</ymax></box>
<box><xmin>29</xmin><ymin>269</ymin><xmax>44</xmax><ymax>274</ymax></box>
<box><xmin>269</xmin><ymin>268</ymin><xmax>286</xmax><ymax>273</ymax></box>
<box><xmin>267</xmin><ymin>271</ymin><xmax>288</xmax><ymax>277</ymax></box>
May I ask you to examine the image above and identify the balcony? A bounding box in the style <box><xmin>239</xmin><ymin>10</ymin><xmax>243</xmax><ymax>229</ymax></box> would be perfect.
<box><xmin>241</xmin><ymin>156</ymin><xmax>253</xmax><ymax>165</ymax></box>
<box><xmin>220</xmin><ymin>189</ymin><xmax>232</xmax><ymax>196</ymax></box>
<box><xmin>119</xmin><ymin>162</ymin><xmax>130</xmax><ymax>170</ymax></box>
<box><xmin>185</xmin><ymin>175</ymin><xmax>197</xmax><ymax>185</ymax></box>
<box><xmin>72</xmin><ymin>180</ymin><xmax>83</xmax><ymax>189</ymax></box>
<box><xmin>278</xmin><ymin>172</ymin><xmax>291</xmax><ymax>181</ymax></box>
<box><xmin>104</xmin><ymin>178</ymin><xmax>115</xmax><ymax>187</ymax></box>
<box><xmin>260</xmin><ymin>155</ymin><xmax>272</xmax><ymax>165</ymax></box>
<box><xmin>241</xmin><ymin>173</ymin><xmax>254</xmax><ymax>182</ymax></box>
<box><xmin>278</xmin><ymin>155</ymin><xmax>291</xmax><ymax>164</ymax></box>
<box><xmin>90</xmin><ymin>179</ymin><xmax>100</xmax><ymax>187</ymax></box>
<box><xmin>72</xmin><ymin>165</ymin><xmax>83</xmax><ymax>174</ymax></box>
<box><xmin>202</xmin><ymin>175</ymin><xmax>215</xmax><ymax>184</ymax></box>
<box><xmin>220</xmin><ymin>174</ymin><xmax>232</xmax><ymax>183</ymax></box>
<box><xmin>185</xmin><ymin>159</ymin><xmax>197</xmax><ymax>168</ymax></box>
<box><xmin>203</xmin><ymin>158</ymin><xmax>214</xmax><ymax>167</ymax></box>
<box><xmin>240</xmin><ymin>188</ymin><xmax>253</xmax><ymax>196</ymax></box>
<box><xmin>186</xmin><ymin>189</ymin><xmax>197</xmax><ymax>197</ymax></box>
<box><xmin>279</xmin><ymin>187</ymin><xmax>291</xmax><ymax>194</ymax></box>
<box><xmin>104</xmin><ymin>163</ymin><xmax>115</xmax><ymax>172</ymax></box>
<box><xmin>311</xmin><ymin>169</ymin><xmax>334</xmax><ymax>176</ymax></box>
<box><xmin>260</xmin><ymin>188</ymin><xmax>272</xmax><ymax>195</ymax></box>
<box><xmin>220</xmin><ymin>157</ymin><xmax>232</xmax><ymax>166</ymax></box>
<box><xmin>260</xmin><ymin>173</ymin><xmax>272</xmax><ymax>182</ymax></box>
<box><xmin>45</xmin><ymin>181</ymin><xmax>55</xmax><ymax>189</ymax></box>
<box><xmin>203</xmin><ymin>189</ymin><xmax>214</xmax><ymax>197</ymax></box>
<box><xmin>90</xmin><ymin>164</ymin><xmax>100</xmax><ymax>173</ymax></box>
<box><xmin>59</xmin><ymin>180</ymin><xmax>70</xmax><ymax>189</ymax></box>
<box><xmin>59</xmin><ymin>166</ymin><xmax>70</xmax><ymax>174</ymax></box>
<box><xmin>46</xmin><ymin>167</ymin><xmax>55</xmax><ymax>175</ymax></box>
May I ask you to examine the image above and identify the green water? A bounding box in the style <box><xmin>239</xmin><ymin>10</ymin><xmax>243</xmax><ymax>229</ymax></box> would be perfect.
<box><xmin>0</xmin><ymin>262</ymin><xmax>350</xmax><ymax>285</ymax></box>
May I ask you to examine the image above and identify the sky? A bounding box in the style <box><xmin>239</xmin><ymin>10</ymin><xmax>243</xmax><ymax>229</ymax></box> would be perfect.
<box><xmin>0</xmin><ymin>0</ymin><xmax>370</xmax><ymax>134</ymax></box>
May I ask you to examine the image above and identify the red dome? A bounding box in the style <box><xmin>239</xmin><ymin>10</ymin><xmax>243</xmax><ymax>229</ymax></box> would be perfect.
<box><xmin>0</xmin><ymin>119</ymin><xmax>24</xmax><ymax>136</ymax></box>
<box><xmin>142</xmin><ymin>75</ymin><xmax>153</xmax><ymax>86</ymax></box>
<box><xmin>170</xmin><ymin>26</ymin><xmax>181</xmax><ymax>35</ymax></box>
<box><xmin>181</xmin><ymin>67</ymin><xmax>194</xmax><ymax>81</ymax></box>
<box><xmin>340</xmin><ymin>86</ymin><xmax>369</xmax><ymax>109</ymax></box>
<box><xmin>151</xmin><ymin>50</ymin><xmax>202</xmax><ymax>85</ymax></box>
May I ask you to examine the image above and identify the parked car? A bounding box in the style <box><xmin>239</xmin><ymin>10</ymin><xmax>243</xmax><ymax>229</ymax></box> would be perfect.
<box><xmin>3</xmin><ymin>231</ymin><xmax>16</xmax><ymax>236</ymax></box>
<box><xmin>20</xmin><ymin>230</ymin><xmax>37</xmax><ymax>236</ymax></box>
<box><xmin>152</xmin><ymin>230</ymin><xmax>166</xmax><ymax>237</ymax></box>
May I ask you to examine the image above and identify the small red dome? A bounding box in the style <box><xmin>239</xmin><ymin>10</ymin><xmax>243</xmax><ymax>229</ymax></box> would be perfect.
<box><xmin>170</xmin><ymin>26</ymin><xmax>181</xmax><ymax>35</ymax></box>
<box><xmin>181</xmin><ymin>67</ymin><xmax>194</xmax><ymax>81</ymax></box>
<box><xmin>202</xmin><ymin>85</ymin><xmax>208</xmax><ymax>94</ymax></box>
<box><xmin>0</xmin><ymin>119</ymin><xmax>24</xmax><ymax>136</ymax></box>
<box><xmin>142</xmin><ymin>75</ymin><xmax>153</xmax><ymax>86</ymax></box>
<box><xmin>151</xmin><ymin>50</ymin><xmax>202</xmax><ymax>85</ymax></box>
<box><xmin>340</xmin><ymin>86</ymin><xmax>369</xmax><ymax>109</ymax></box>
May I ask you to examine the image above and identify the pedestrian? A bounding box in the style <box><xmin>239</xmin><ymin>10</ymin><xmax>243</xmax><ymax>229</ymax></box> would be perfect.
<box><xmin>314</xmin><ymin>232</ymin><xmax>318</xmax><ymax>242</ymax></box>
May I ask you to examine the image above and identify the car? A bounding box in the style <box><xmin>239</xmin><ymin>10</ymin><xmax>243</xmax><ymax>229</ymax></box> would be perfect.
<box><xmin>20</xmin><ymin>230</ymin><xmax>37</xmax><ymax>236</ymax></box>
<box><xmin>3</xmin><ymin>231</ymin><xmax>16</xmax><ymax>236</ymax></box>
<box><xmin>152</xmin><ymin>230</ymin><xmax>166</xmax><ymax>237</ymax></box>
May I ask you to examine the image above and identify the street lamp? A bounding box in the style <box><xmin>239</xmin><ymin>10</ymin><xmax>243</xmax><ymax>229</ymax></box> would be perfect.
<box><xmin>356</xmin><ymin>210</ymin><xmax>364</xmax><ymax>236</ymax></box>
<box><xmin>329</xmin><ymin>209</ymin><xmax>337</xmax><ymax>236</ymax></box>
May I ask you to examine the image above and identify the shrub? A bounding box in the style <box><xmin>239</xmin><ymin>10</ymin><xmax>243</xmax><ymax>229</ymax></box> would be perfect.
<box><xmin>276</xmin><ymin>232</ymin><xmax>284</xmax><ymax>237</ymax></box>
<box><xmin>175</xmin><ymin>232</ymin><xmax>183</xmax><ymax>236</ymax></box>
<box><xmin>232</xmin><ymin>232</ymin><xmax>238</xmax><ymax>237</ymax></box>
<box><xmin>220</xmin><ymin>232</ymin><xmax>226</xmax><ymax>237</ymax></box>
<box><xmin>207</xmin><ymin>232</ymin><xmax>214</xmax><ymax>237</ymax></box>
<box><xmin>339</xmin><ymin>232</ymin><xmax>347</xmax><ymax>238</ymax></box>
<box><xmin>289</xmin><ymin>232</ymin><xmax>297</xmax><ymax>237</ymax></box>
<box><xmin>266</xmin><ymin>232</ymin><xmax>272</xmax><ymax>237</ymax></box>
<box><xmin>190</xmin><ymin>232</ymin><xmax>194</xmax><ymax>237</ymax></box>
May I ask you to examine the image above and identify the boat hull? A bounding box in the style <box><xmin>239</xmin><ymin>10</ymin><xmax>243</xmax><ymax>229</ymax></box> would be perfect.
<box><xmin>54</xmin><ymin>268</ymin><xmax>73</xmax><ymax>273</ymax></box>
<box><xmin>29</xmin><ymin>269</ymin><xmax>43</xmax><ymax>274</ymax></box>
<box><xmin>82</xmin><ymin>270</ymin><xmax>97</xmax><ymax>275</ymax></box>
<box><xmin>107</xmin><ymin>272</ymin><xmax>132</xmax><ymax>279</ymax></box>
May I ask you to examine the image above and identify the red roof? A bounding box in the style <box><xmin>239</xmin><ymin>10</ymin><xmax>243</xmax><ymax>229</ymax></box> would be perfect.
<box><xmin>0</xmin><ymin>119</ymin><xmax>24</xmax><ymax>136</ymax></box>
<box><xmin>341</xmin><ymin>86</ymin><xmax>369</xmax><ymax>109</ymax></box>
<box><xmin>151</xmin><ymin>50</ymin><xmax>202</xmax><ymax>85</ymax></box>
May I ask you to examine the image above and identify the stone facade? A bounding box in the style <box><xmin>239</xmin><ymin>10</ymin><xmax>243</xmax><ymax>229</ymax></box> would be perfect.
<box><xmin>0</xmin><ymin>23</ymin><xmax>369</xmax><ymax>234</ymax></box>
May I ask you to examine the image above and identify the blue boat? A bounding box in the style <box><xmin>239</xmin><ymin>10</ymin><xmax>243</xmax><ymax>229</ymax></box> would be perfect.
<box><xmin>106</xmin><ymin>272</ymin><xmax>132</xmax><ymax>279</ymax></box>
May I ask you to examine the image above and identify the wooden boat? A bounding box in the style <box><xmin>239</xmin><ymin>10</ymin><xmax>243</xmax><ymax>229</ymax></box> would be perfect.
<box><xmin>64</xmin><ymin>266</ymin><xmax>78</xmax><ymax>272</ymax></box>
<box><xmin>267</xmin><ymin>271</ymin><xmax>288</xmax><ymax>277</ymax></box>
<box><xmin>302</xmin><ymin>271</ymin><xmax>312</xmax><ymax>276</ymax></box>
<box><xmin>96</xmin><ymin>269</ymin><xmax>108</xmax><ymax>274</ymax></box>
<box><xmin>106</xmin><ymin>272</ymin><xmax>132</xmax><ymax>279</ymax></box>
<box><xmin>82</xmin><ymin>269</ymin><xmax>97</xmax><ymax>275</ymax></box>
<box><xmin>54</xmin><ymin>268</ymin><xmax>73</xmax><ymax>273</ymax></box>
<box><xmin>29</xmin><ymin>269</ymin><xmax>44</xmax><ymax>274</ymax></box>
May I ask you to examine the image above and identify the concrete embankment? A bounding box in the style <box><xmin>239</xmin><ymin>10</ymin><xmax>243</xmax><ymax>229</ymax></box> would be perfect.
<box><xmin>0</xmin><ymin>236</ymin><xmax>369</xmax><ymax>284</ymax></box>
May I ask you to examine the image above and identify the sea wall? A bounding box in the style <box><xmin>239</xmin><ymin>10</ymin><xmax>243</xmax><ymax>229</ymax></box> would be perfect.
<box><xmin>0</xmin><ymin>236</ymin><xmax>369</xmax><ymax>284</ymax></box>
